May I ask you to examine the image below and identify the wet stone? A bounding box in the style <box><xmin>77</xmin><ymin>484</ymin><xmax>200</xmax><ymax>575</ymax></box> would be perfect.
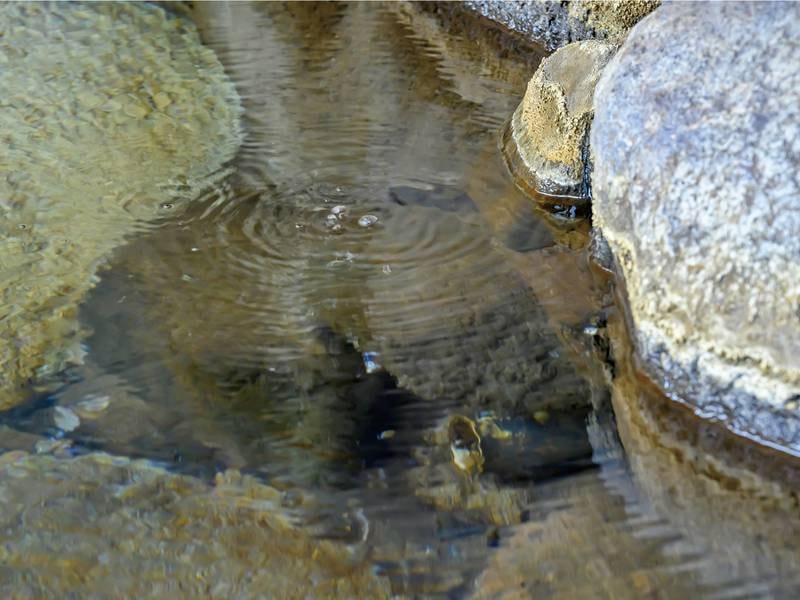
<box><xmin>0</xmin><ymin>1</ymin><xmax>242</xmax><ymax>409</ymax></box>
<box><xmin>0</xmin><ymin>452</ymin><xmax>391</xmax><ymax>598</ymax></box>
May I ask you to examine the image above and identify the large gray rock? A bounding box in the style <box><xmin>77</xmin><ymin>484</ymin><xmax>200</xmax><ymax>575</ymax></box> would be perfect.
<box><xmin>591</xmin><ymin>2</ymin><xmax>800</xmax><ymax>452</ymax></box>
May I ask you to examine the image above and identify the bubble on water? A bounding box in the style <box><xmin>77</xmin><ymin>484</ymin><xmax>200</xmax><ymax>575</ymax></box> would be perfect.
<box><xmin>190</xmin><ymin>246</ymin><xmax>200</xmax><ymax>252</ymax></box>
<box><xmin>363</xmin><ymin>351</ymin><xmax>381</xmax><ymax>373</ymax></box>
<box><xmin>358</xmin><ymin>214</ymin><xmax>378</xmax><ymax>227</ymax></box>
<box><xmin>330</xmin><ymin>224</ymin><xmax>343</xmax><ymax>233</ymax></box>
<box><xmin>331</xmin><ymin>205</ymin><xmax>347</xmax><ymax>216</ymax></box>
<box><xmin>382</xmin><ymin>264</ymin><xmax>392</xmax><ymax>274</ymax></box>
<box><xmin>325</xmin><ymin>214</ymin><xmax>338</xmax><ymax>228</ymax></box>
<box><xmin>181</xmin><ymin>273</ymin><xmax>193</xmax><ymax>282</ymax></box>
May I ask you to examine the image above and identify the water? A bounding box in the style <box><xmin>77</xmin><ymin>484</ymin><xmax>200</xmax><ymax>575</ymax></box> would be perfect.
<box><xmin>1</xmin><ymin>2</ymin><xmax>799</xmax><ymax>597</ymax></box>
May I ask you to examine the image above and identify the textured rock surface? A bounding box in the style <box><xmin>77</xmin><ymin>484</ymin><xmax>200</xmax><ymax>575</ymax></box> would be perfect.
<box><xmin>0</xmin><ymin>452</ymin><xmax>390</xmax><ymax>597</ymax></box>
<box><xmin>463</xmin><ymin>0</ymin><xmax>658</xmax><ymax>51</ymax></box>
<box><xmin>591</xmin><ymin>2</ymin><xmax>800</xmax><ymax>451</ymax></box>
<box><xmin>0</xmin><ymin>2</ymin><xmax>242</xmax><ymax>408</ymax></box>
<box><xmin>506</xmin><ymin>40</ymin><xmax>615</xmax><ymax>198</ymax></box>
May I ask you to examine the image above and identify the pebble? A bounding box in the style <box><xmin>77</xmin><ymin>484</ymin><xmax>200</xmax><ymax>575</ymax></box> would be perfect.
<box><xmin>358</xmin><ymin>214</ymin><xmax>378</xmax><ymax>228</ymax></box>
<box><xmin>75</xmin><ymin>395</ymin><xmax>110</xmax><ymax>418</ymax></box>
<box><xmin>53</xmin><ymin>406</ymin><xmax>80</xmax><ymax>432</ymax></box>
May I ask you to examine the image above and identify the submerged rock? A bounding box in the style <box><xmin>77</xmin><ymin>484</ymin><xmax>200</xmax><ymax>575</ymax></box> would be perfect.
<box><xmin>463</xmin><ymin>0</ymin><xmax>658</xmax><ymax>51</ymax></box>
<box><xmin>0</xmin><ymin>2</ymin><xmax>242</xmax><ymax>408</ymax></box>
<box><xmin>591</xmin><ymin>2</ymin><xmax>800</xmax><ymax>451</ymax></box>
<box><xmin>0</xmin><ymin>452</ymin><xmax>390</xmax><ymax>597</ymax></box>
<box><xmin>504</xmin><ymin>40</ymin><xmax>616</xmax><ymax>199</ymax></box>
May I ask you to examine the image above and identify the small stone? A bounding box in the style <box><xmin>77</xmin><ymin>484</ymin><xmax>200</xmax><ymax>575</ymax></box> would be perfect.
<box><xmin>76</xmin><ymin>91</ymin><xmax>105</xmax><ymax>110</ymax></box>
<box><xmin>358</xmin><ymin>214</ymin><xmax>378</xmax><ymax>228</ymax></box>
<box><xmin>35</xmin><ymin>438</ymin><xmax>72</xmax><ymax>454</ymax></box>
<box><xmin>152</xmin><ymin>91</ymin><xmax>171</xmax><ymax>110</ymax></box>
<box><xmin>505</xmin><ymin>40</ymin><xmax>616</xmax><ymax>198</ymax></box>
<box><xmin>53</xmin><ymin>406</ymin><xmax>80</xmax><ymax>432</ymax></box>
<box><xmin>99</xmin><ymin>99</ymin><xmax>122</xmax><ymax>112</ymax></box>
<box><xmin>448</xmin><ymin>415</ymin><xmax>484</xmax><ymax>474</ymax></box>
<box><xmin>123</xmin><ymin>100</ymin><xmax>149</xmax><ymax>119</ymax></box>
<box><xmin>75</xmin><ymin>394</ymin><xmax>110</xmax><ymax>418</ymax></box>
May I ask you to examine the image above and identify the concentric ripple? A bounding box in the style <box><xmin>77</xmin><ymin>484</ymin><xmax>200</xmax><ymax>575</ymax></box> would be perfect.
<box><xmin>2</xmin><ymin>2</ymin><xmax>797</xmax><ymax>598</ymax></box>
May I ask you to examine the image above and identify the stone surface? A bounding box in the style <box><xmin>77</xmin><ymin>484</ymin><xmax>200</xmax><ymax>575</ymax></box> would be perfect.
<box><xmin>506</xmin><ymin>40</ymin><xmax>616</xmax><ymax>198</ymax></box>
<box><xmin>0</xmin><ymin>2</ymin><xmax>242</xmax><ymax>408</ymax></box>
<box><xmin>0</xmin><ymin>452</ymin><xmax>390</xmax><ymax>598</ymax></box>
<box><xmin>463</xmin><ymin>0</ymin><xmax>658</xmax><ymax>51</ymax></box>
<box><xmin>591</xmin><ymin>2</ymin><xmax>800</xmax><ymax>452</ymax></box>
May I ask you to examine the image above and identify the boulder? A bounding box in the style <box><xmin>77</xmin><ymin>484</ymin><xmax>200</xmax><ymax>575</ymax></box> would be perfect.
<box><xmin>591</xmin><ymin>2</ymin><xmax>800</xmax><ymax>452</ymax></box>
<box><xmin>505</xmin><ymin>40</ymin><xmax>616</xmax><ymax>199</ymax></box>
<box><xmin>0</xmin><ymin>2</ymin><xmax>242</xmax><ymax>408</ymax></box>
<box><xmin>463</xmin><ymin>0</ymin><xmax>658</xmax><ymax>51</ymax></box>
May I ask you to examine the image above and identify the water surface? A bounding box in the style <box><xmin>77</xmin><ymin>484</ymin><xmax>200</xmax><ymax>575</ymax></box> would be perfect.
<box><xmin>2</xmin><ymin>2</ymin><xmax>799</xmax><ymax>597</ymax></box>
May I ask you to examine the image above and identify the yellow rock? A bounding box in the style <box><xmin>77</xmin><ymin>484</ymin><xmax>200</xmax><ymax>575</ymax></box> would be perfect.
<box><xmin>0</xmin><ymin>2</ymin><xmax>242</xmax><ymax>408</ymax></box>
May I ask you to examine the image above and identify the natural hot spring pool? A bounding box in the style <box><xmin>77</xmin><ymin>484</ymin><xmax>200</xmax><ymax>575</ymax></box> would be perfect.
<box><xmin>1</xmin><ymin>2</ymin><xmax>798</xmax><ymax>597</ymax></box>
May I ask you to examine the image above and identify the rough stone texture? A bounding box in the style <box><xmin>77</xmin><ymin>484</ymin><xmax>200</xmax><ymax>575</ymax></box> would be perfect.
<box><xmin>0</xmin><ymin>2</ymin><xmax>242</xmax><ymax>408</ymax></box>
<box><xmin>0</xmin><ymin>451</ymin><xmax>390</xmax><ymax>597</ymax></box>
<box><xmin>567</xmin><ymin>0</ymin><xmax>660</xmax><ymax>41</ymax></box>
<box><xmin>507</xmin><ymin>40</ymin><xmax>615</xmax><ymax>198</ymax></box>
<box><xmin>463</xmin><ymin>0</ymin><xmax>658</xmax><ymax>51</ymax></box>
<box><xmin>591</xmin><ymin>2</ymin><xmax>800</xmax><ymax>452</ymax></box>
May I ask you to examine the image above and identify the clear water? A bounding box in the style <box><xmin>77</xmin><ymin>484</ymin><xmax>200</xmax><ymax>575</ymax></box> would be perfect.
<box><xmin>1</xmin><ymin>2</ymin><xmax>799</xmax><ymax>597</ymax></box>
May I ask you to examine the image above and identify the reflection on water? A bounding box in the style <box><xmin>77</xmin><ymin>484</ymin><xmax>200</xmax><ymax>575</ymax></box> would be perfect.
<box><xmin>1</xmin><ymin>2</ymin><xmax>799</xmax><ymax>597</ymax></box>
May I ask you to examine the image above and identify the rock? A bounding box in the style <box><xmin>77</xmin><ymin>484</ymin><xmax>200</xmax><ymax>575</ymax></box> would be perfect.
<box><xmin>463</xmin><ymin>0</ymin><xmax>658</xmax><ymax>51</ymax></box>
<box><xmin>567</xmin><ymin>0</ymin><xmax>660</xmax><ymax>42</ymax></box>
<box><xmin>505</xmin><ymin>40</ymin><xmax>616</xmax><ymax>199</ymax></box>
<box><xmin>591</xmin><ymin>2</ymin><xmax>800</xmax><ymax>451</ymax></box>
<box><xmin>0</xmin><ymin>2</ymin><xmax>242</xmax><ymax>409</ymax></box>
<box><xmin>0</xmin><ymin>452</ymin><xmax>391</xmax><ymax>597</ymax></box>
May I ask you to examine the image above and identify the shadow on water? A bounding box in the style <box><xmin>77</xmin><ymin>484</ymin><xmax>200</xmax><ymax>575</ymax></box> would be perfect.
<box><xmin>2</xmin><ymin>2</ymin><xmax>799</xmax><ymax>597</ymax></box>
